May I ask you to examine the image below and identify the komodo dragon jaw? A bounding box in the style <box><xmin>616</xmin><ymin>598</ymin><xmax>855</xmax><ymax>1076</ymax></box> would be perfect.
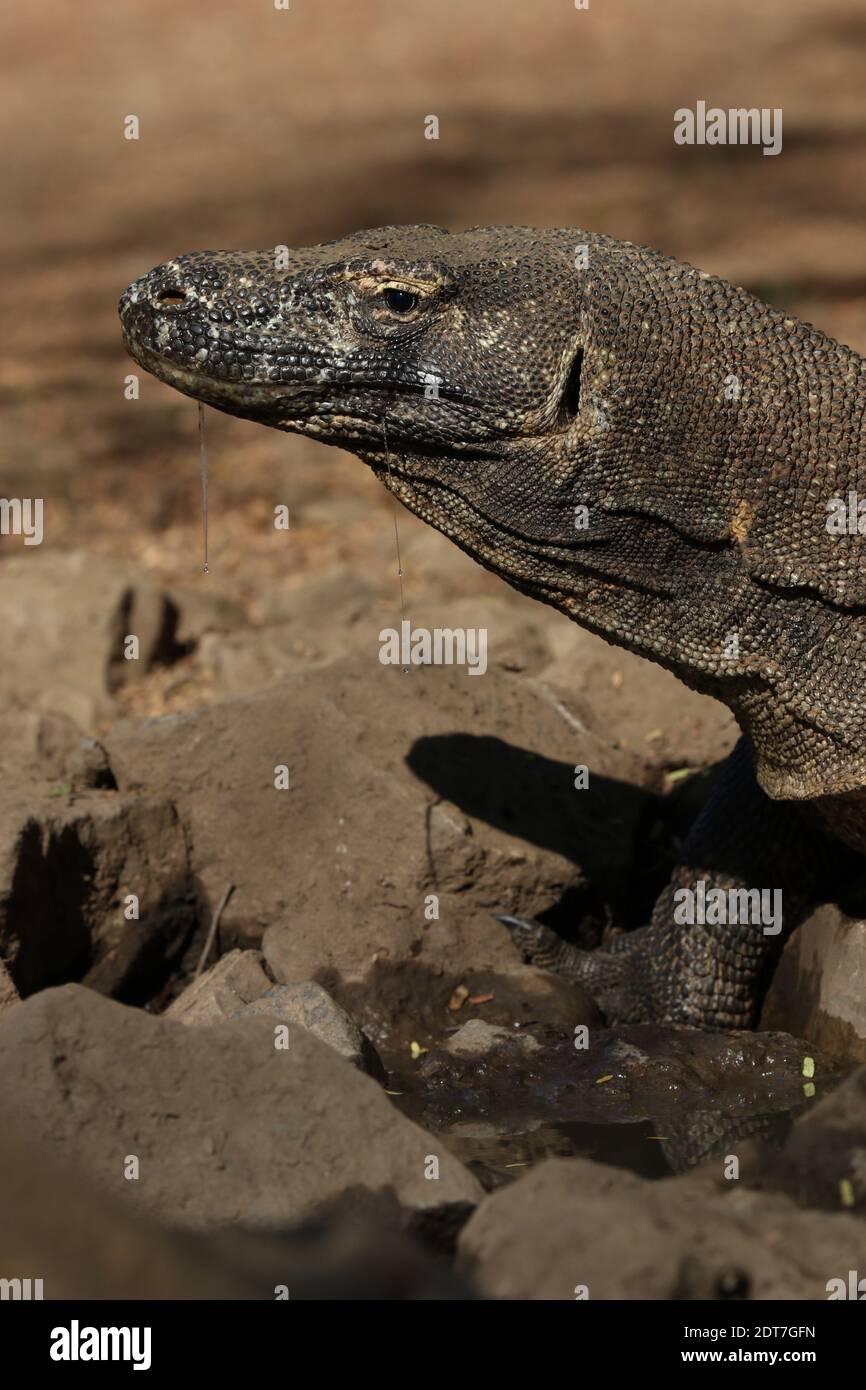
<box><xmin>120</xmin><ymin>223</ymin><xmax>866</xmax><ymax>809</ymax></box>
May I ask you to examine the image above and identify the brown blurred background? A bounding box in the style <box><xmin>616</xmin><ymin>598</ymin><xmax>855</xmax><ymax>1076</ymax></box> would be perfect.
<box><xmin>2</xmin><ymin>0</ymin><xmax>865</xmax><ymax>716</ymax></box>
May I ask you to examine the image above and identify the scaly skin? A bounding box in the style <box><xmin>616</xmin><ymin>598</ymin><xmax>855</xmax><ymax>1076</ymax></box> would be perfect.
<box><xmin>119</xmin><ymin>225</ymin><xmax>866</xmax><ymax>1027</ymax></box>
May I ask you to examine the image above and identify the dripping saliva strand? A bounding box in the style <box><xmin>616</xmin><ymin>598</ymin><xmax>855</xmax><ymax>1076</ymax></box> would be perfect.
<box><xmin>383</xmin><ymin>412</ymin><xmax>409</xmax><ymax>674</ymax></box>
<box><xmin>198</xmin><ymin>400</ymin><xmax>209</xmax><ymax>574</ymax></box>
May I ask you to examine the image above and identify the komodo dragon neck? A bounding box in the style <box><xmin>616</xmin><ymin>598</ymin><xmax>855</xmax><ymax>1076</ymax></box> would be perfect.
<box><xmin>119</xmin><ymin>225</ymin><xmax>866</xmax><ymax>806</ymax></box>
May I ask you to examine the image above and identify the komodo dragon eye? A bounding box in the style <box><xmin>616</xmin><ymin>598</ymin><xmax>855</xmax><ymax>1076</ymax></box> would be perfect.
<box><xmin>381</xmin><ymin>287</ymin><xmax>418</xmax><ymax>314</ymax></box>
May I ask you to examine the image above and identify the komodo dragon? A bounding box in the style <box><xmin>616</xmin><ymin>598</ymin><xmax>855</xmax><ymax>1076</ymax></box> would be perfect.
<box><xmin>119</xmin><ymin>224</ymin><xmax>866</xmax><ymax>1031</ymax></box>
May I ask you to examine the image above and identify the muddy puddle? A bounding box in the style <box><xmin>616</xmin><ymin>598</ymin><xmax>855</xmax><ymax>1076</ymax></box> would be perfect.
<box><xmin>386</xmin><ymin>1021</ymin><xmax>845</xmax><ymax>1188</ymax></box>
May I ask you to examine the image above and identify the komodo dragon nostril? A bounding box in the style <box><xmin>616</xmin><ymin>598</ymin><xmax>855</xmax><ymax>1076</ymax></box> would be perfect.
<box><xmin>155</xmin><ymin>286</ymin><xmax>187</xmax><ymax>307</ymax></box>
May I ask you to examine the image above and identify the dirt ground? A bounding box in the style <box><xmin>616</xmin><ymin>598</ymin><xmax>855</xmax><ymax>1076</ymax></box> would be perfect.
<box><xmin>2</xmin><ymin>0</ymin><xmax>866</xmax><ymax>1305</ymax></box>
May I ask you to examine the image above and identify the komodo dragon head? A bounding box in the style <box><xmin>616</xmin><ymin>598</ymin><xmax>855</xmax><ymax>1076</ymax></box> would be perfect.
<box><xmin>120</xmin><ymin>224</ymin><xmax>866</xmax><ymax>805</ymax></box>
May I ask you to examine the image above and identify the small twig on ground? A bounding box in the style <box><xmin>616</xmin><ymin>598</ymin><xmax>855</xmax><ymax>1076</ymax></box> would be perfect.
<box><xmin>194</xmin><ymin>884</ymin><xmax>235</xmax><ymax>978</ymax></box>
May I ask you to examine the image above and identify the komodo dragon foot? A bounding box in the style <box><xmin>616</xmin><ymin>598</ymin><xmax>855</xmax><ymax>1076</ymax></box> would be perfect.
<box><xmin>496</xmin><ymin>914</ymin><xmax>651</xmax><ymax>1024</ymax></box>
<box><xmin>497</xmin><ymin>738</ymin><xmax>853</xmax><ymax>1029</ymax></box>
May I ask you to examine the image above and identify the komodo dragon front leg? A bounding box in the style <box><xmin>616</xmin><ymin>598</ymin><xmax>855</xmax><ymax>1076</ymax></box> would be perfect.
<box><xmin>499</xmin><ymin>737</ymin><xmax>842</xmax><ymax>1028</ymax></box>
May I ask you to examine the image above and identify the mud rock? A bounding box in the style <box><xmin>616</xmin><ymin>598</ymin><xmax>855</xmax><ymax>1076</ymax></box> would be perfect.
<box><xmin>3</xmin><ymin>709</ymin><xmax>115</xmax><ymax>791</ymax></box>
<box><xmin>537</xmin><ymin>622</ymin><xmax>738</xmax><ymax>772</ymax></box>
<box><xmin>199</xmin><ymin>627</ymin><xmax>299</xmax><ymax>697</ymax></box>
<box><xmin>252</xmin><ymin>569</ymin><xmax>382</xmax><ymax>630</ymax></box>
<box><xmin>0</xmin><ymin>1124</ymin><xmax>272</xmax><ymax>1299</ymax></box>
<box><xmin>0</xmin><ymin>985</ymin><xmax>481</xmax><ymax>1230</ymax></box>
<box><xmin>233</xmin><ymin>585</ymin><xmax>555</xmax><ymax>690</ymax></box>
<box><xmin>761</xmin><ymin>905</ymin><xmax>866</xmax><ymax>1063</ymax></box>
<box><xmin>402</xmin><ymin>595</ymin><xmax>556</xmax><ymax>677</ymax></box>
<box><xmin>458</xmin><ymin>1157</ymin><xmax>866</xmax><ymax>1299</ymax></box>
<box><xmin>104</xmin><ymin>658</ymin><xmax>648</xmax><ymax>1012</ymax></box>
<box><xmin>0</xmin><ymin>959</ymin><xmax>19</xmax><ymax>1016</ymax></box>
<box><xmin>0</xmin><ymin>792</ymin><xmax>194</xmax><ymax>997</ymax></box>
<box><xmin>64</xmin><ymin>737</ymin><xmax>117</xmax><ymax>792</ymax></box>
<box><xmin>166</xmin><ymin>949</ymin><xmax>271</xmax><ymax>1026</ymax></box>
<box><xmin>6</xmin><ymin>708</ymin><xmax>82</xmax><ymax>778</ymax></box>
<box><xmin>442</xmin><ymin>1019</ymin><xmax>542</xmax><ymax>1059</ymax></box>
<box><xmin>328</xmin><ymin>959</ymin><xmax>596</xmax><ymax>1082</ymax></box>
<box><xmin>0</xmin><ymin>1124</ymin><xmax>472</xmax><ymax>1299</ymax></box>
<box><xmin>230</xmin><ymin>981</ymin><xmax>385</xmax><ymax>1077</ymax></box>
<box><xmin>167</xmin><ymin>586</ymin><xmax>246</xmax><ymax>648</ymax></box>
<box><xmin>200</xmin><ymin>570</ymin><xmax>387</xmax><ymax>694</ymax></box>
<box><xmin>0</xmin><ymin>553</ymin><xmax>185</xmax><ymax>727</ymax></box>
<box><xmin>740</xmin><ymin>1062</ymin><xmax>866</xmax><ymax>1214</ymax></box>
